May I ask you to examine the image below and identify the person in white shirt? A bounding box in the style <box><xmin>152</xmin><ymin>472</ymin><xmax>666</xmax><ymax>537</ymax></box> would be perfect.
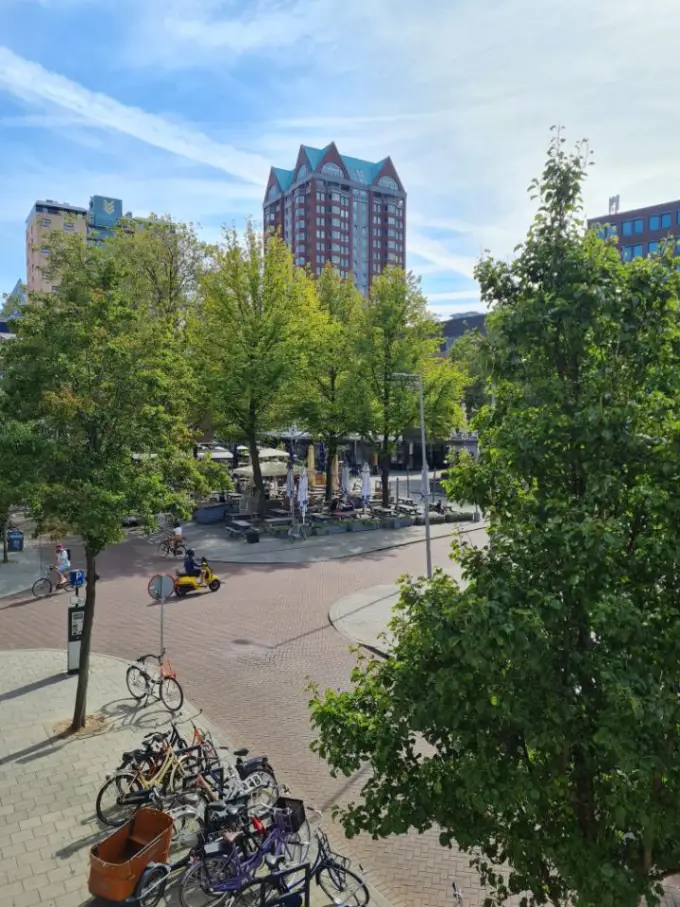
<box><xmin>55</xmin><ymin>544</ymin><xmax>70</xmax><ymax>587</ymax></box>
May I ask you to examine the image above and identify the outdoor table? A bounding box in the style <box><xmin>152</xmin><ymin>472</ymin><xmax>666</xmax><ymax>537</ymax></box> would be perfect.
<box><xmin>269</xmin><ymin>508</ymin><xmax>290</xmax><ymax>517</ymax></box>
<box><xmin>264</xmin><ymin>517</ymin><xmax>291</xmax><ymax>527</ymax></box>
<box><xmin>311</xmin><ymin>513</ymin><xmax>331</xmax><ymax>522</ymax></box>
<box><xmin>231</xmin><ymin>520</ymin><xmax>253</xmax><ymax>532</ymax></box>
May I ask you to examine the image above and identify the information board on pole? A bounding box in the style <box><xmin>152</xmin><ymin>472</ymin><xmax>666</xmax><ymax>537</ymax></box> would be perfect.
<box><xmin>148</xmin><ymin>574</ymin><xmax>175</xmax><ymax>654</ymax></box>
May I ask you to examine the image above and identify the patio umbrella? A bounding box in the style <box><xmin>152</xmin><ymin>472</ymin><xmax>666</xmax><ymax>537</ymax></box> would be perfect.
<box><xmin>297</xmin><ymin>467</ymin><xmax>309</xmax><ymax>524</ymax></box>
<box><xmin>341</xmin><ymin>462</ymin><xmax>351</xmax><ymax>501</ymax></box>
<box><xmin>233</xmin><ymin>461</ymin><xmax>303</xmax><ymax>479</ymax></box>
<box><xmin>361</xmin><ymin>462</ymin><xmax>371</xmax><ymax>509</ymax></box>
<box><xmin>258</xmin><ymin>447</ymin><xmax>289</xmax><ymax>460</ymax></box>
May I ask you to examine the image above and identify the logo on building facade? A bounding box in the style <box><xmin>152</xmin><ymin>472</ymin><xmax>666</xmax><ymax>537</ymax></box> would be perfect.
<box><xmin>102</xmin><ymin>199</ymin><xmax>115</xmax><ymax>215</ymax></box>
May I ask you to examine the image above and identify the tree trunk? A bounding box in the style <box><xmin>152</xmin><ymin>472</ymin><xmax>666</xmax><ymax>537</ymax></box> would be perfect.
<box><xmin>248</xmin><ymin>434</ymin><xmax>266</xmax><ymax>518</ymax></box>
<box><xmin>71</xmin><ymin>546</ymin><xmax>97</xmax><ymax>732</ymax></box>
<box><xmin>325</xmin><ymin>438</ymin><xmax>338</xmax><ymax>504</ymax></box>
<box><xmin>381</xmin><ymin>438</ymin><xmax>391</xmax><ymax>508</ymax></box>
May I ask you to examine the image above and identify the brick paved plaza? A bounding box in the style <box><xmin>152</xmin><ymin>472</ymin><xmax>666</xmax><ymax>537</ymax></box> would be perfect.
<box><xmin>0</xmin><ymin>529</ymin><xmax>486</xmax><ymax>907</ymax></box>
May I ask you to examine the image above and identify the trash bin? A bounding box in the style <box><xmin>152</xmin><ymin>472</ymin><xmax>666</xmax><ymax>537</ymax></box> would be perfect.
<box><xmin>6</xmin><ymin>529</ymin><xmax>24</xmax><ymax>552</ymax></box>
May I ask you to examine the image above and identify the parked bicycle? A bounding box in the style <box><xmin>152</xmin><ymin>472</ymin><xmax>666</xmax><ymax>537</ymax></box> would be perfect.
<box><xmin>287</xmin><ymin>522</ymin><xmax>307</xmax><ymax>541</ymax></box>
<box><xmin>31</xmin><ymin>563</ymin><xmax>78</xmax><ymax>599</ymax></box>
<box><xmin>125</xmin><ymin>650</ymin><xmax>184</xmax><ymax>712</ymax></box>
<box><xmin>178</xmin><ymin>796</ymin><xmax>310</xmax><ymax>907</ymax></box>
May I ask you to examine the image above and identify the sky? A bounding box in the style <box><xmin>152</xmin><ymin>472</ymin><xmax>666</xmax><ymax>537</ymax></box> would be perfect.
<box><xmin>0</xmin><ymin>0</ymin><xmax>678</xmax><ymax>317</ymax></box>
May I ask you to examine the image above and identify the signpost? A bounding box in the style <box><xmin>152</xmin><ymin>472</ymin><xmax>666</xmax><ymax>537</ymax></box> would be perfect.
<box><xmin>67</xmin><ymin>569</ymin><xmax>86</xmax><ymax>674</ymax></box>
<box><xmin>148</xmin><ymin>574</ymin><xmax>175</xmax><ymax>653</ymax></box>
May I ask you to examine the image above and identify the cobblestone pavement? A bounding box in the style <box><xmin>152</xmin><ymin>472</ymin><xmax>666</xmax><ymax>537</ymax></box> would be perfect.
<box><xmin>0</xmin><ymin>650</ymin><xmax>389</xmax><ymax>907</ymax></box>
<box><xmin>0</xmin><ymin>529</ymin><xmax>486</xmax><ymax>907</ymax></box>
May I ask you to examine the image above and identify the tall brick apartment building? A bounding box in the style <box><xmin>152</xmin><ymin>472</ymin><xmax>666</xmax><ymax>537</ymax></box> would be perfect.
<box><xmin>263</xmin><ymin>142</ymin><xmax>406</xmax><ymax>295</ymax></box>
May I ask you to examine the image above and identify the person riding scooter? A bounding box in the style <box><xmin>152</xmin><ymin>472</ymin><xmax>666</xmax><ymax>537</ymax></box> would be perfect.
<box><xmin>182</xmin><ymin>548</ymin><xmax>204</xmax><ymax>584</ymax></box>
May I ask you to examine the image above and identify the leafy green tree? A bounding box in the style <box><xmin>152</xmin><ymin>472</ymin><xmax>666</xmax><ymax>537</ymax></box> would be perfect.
<box><xmin>199</xmin><ymin>226</ymin><xmax>318</xmax><ymax>514</ymax></box>
<box><xmin>449</xmin><ymin>328</ymin><xmax>488</xmax><ymax>417</ymax></box>
<box><xmin>0</xmin><ymin>228</ymin><xmax>212</xmax><ymax>730</ymax></box>
<box><xmin>310</xmin><ymin>135</ymin><xmax>680</xmax><ymax>907</ymax></box>
<box><xmin>296</xmin><ymin>265</ymin><xmax>363</xmax><ymax>501</ymax></box>
<box><xmin>354</xmin><ymin>267</ymin><xmax>463</xmax><ymax>506</ymax></box>
<box><xmin>0</xmin><ymin>418</ymin><xmax>38</xmax><ymax>562</ymax></box>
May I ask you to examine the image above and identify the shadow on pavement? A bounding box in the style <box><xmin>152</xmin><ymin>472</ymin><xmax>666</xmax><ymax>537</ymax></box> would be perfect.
<box><xmin>0</xmin><ymin>670</ymin><xmax>67</xmax><ymax>703</ymax></box>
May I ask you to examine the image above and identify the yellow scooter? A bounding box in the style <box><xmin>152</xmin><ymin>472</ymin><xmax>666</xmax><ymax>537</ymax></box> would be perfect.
<box><xmin>174</xmin><ymin>558</ymin><xmax>221</xmax><ymax>597</ymax></box>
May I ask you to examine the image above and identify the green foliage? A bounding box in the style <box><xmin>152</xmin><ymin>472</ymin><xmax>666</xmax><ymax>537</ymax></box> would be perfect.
<box><xmin>296</xmin><ymin>265</ymin><xmax>364</xmax><ymax>498</ymax></box>
<box><xmin>0</xmin><ymin>225</ymin><xmax>211</xmax><ymax>727</ymax></box>
<box><xmin>310</xmin><ymin>133</ymin><xmax>680</xmax><ymax>907</ymax></box>
<box><xmin>354</xmin><ymin>267</ymin><xmax>463</xmax><ymax>503</ymax></box>
<box><xmin>199</xmin><ymin>226</ymin><xmax>319</xmax><ymax>508</ymax></box>
<box><xmin>448</xmin><ymin>328</ymin><xmax>488</xmax><ymax>417</ymax></box>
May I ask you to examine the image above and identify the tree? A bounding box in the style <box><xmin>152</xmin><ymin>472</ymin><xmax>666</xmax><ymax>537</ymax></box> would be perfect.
<box><xmin>354</xmin><ymin>267</ymin><xmax>463</xmax><ymax>506</ymax></box>
<box><xmin>310</xmin><ymin>134</ymin><xmax>680</xmax><ymax>907</ymax></box>
<box><xmin>0</xmin><ymin>227</ymin><xmax>212</xmax><ymax>731</ymax></box>
<box><xmin>296</xmin><ymin>265</ymin><xmax>363</xmax><ymax>501</ymax></box>
<box><xmin>0</xmin><ymin>418</ymin><xmax>38</xmax><ymax>562</ymax></box>
<box><xmin>199</xmin><ymin>226</ymin><xmax>318</xmax><ymax>514</ymax></box>
<box><xmin>449</xmin><ymin>328</ymin><xmax>488</xmax><ymax>418</ymax></box>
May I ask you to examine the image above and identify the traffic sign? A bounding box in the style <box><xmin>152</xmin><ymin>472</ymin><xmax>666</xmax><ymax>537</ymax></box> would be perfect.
<box><xmin>69</xmin><ymin>569</ymin><xmax>85</xmax><ymax>588</ymax></box>
<box><xmin>148</xmin><ymin>574</ymin><xmax>175</xmax><ymax>601</ymax></box>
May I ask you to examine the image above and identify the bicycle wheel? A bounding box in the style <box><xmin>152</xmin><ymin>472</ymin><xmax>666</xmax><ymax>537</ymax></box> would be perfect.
<box><xmin>31</xmin><ymin>577</ymin><xmax>52</xmax><ymax>599</ymax></box>
<box><xmin>179</xmin><ymin>858</ymin><xmax>236</xmax><ymax>907</ymax></box>
<box><xmin>160</xmin><ymin>676</ymin><xmax>184</xmax><ymax>712</ymax></box>
<box><xmin>281</xmin><ymin>820</ymin><xmax>311</xmax><ymax>867</ymax></box>
<box><xmin>136</xmin><ymin>864</ymin><xmax>169</xmax><ymax>907</ymax></box>
<box><xmin>299</xmin><ymin>525</ymin><xmax>307</xmax><ymax>540</ymax></box>
<box><xmin>174</xmin><ymin>543</ymin><xmax>186</xmax><ymax>558</ymax></box>
<box><xmin>168</xmin><ymin>806</ymin><xmax>204</xmax><ymax>861</ymax></box>
<box><xmin>240</xmin><ymin>763</ymin><xmax>279</xmax><ymax>811</ymax></box>
<box><xmin>96</xmin><ymin>771</ymin><xmax>143</xmax><ymax>826</ymax></box>
<box><xmin>317</xmin><ymin>863</ymin><xmax>369</xmax><ymax>906</ymax></box>
<box><xmin>159</xmin><ymin>541</ymin><xmax>171</xmax><ymax>558</ymax></box>
<box><xmin>126</xmin><ymin>664</ymin><xmax>151</xmax><ymax>700</ymax></box>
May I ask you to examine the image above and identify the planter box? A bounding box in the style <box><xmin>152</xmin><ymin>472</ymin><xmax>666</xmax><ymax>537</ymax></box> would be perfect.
<box><xmin>445</xmin><ymin>511</ymin><xmax>474</xmax><ymax>522</ymax></box>
<box><xmin>325</xmin><ymin>523</ymin><xmax>347</xmax><ymax>535</ymax></box>
<box><xmin>194</xmin><ymin>504</ymin><xmax>227</xmax><ymax>524</ymax></box>
<box><xmin>348</xmin><ymin>521</ymin><xmax>372</xmax><ymax>532</ymax></box>
<box><xmin>429</xmin><ymin>512</ymin><xmax>446</xmax><ymax>525</ymax></box>
<box><xmin>392</xmin><ymin>518</ymin><xmax>414</xmax><ymax>529</ymax></box>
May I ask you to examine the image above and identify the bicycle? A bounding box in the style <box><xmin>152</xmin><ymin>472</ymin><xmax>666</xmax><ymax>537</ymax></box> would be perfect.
<box><xmin>287</xmin><ymin>522</ymin><xmax>307</xmax><ymax>541</ymax></box>
<box><xmin>126</xmin><ymin>650</ymin><xmax>184</xmax><ymax>712</ymax></box>
<box><xmin>229</xmin><ymin>812</ymin><xmax>369</xmax><ymax>907</ymax></box>
<box><xmin>178</xmin><ymin>797</ymin><xmax>311</xmax><ymax>907</ymax></box>
<box><xmin>96</xmin><ymin>738</ymin><xmax>201</xmax><ymax>826</ymax></box>
<box><xmin>31</xmin><ymin>564</ymin><xmax>77</xmax><ymax>599</ymax></box>
<box><xmin>158</xmin><ymin>537</ymin><xmax>186</xmax><ymax>559</ymax></box>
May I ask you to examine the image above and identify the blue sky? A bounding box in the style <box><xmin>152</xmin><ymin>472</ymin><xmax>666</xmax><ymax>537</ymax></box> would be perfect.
<box><xmin>0</xmin><ymin>0</ymin><xmax>678</xmax><ymax>316</ymax></box>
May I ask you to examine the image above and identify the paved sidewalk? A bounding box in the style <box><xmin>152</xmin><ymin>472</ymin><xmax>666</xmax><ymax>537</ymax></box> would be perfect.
<box><xmin>182</xmin><ymin>519</ymin><xmax>479</xmax><ymax>566</ymax></box>
<box><xmin>329</xmin><ymin>526</ymin><xmax>487</xmax><ymax>654</ymax></box>
<box><xmin>0</xmin><ymin>540</ymin><xmax>43</xmax><ymax>600</ymax></box>
<box><xmin>0</xmin><ymin>650</ymin><xmax>392</xmax><ymax>907</ymax></box>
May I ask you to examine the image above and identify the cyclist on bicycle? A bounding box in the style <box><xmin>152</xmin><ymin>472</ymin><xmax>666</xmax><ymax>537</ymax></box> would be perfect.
<box><xmin>55</xmin><ymin>544</ymin><xmax>70</xmax><ymax>587</ymax></box>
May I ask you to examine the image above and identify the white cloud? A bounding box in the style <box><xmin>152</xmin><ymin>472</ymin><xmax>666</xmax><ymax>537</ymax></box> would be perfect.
<box><xmin>0</xmin><ymin>46</ymin><xmax>269</xmax><ymax>184</ymax></box>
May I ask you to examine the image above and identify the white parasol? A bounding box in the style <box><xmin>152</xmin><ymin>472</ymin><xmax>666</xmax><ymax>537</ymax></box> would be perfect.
<box><xmin>258</xmin><ymin>447</ymin><xmax>289</xmax><ymax>460</ymax></box>
<box><xmin>341</xmin><ymin>462</ymin><xmax>351</xmax><ymax>501</ymax></box>
<box><xmin>361</xmin><ymin>462</ymin><xmax>371</xmax><ymax>509</ymax></box>
<box><xmin>233</xmin><ymin>461</ymin><xmax>303</xmax><ymax>479</ymax></box>
<box><xmin>297</xmin><ymin>467</ymin><xmax>309</xmax><ymax>524</ymax></box>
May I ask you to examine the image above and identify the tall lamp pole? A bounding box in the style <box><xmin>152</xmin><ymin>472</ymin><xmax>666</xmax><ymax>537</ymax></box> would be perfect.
<box><xmin>394</xmin><ymin>372</ymin><xmax>432</xmax><ymax>578</ymax></box>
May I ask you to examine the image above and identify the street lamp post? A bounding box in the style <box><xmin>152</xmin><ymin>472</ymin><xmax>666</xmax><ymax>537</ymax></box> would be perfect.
<box><xmin>393</xmin><ymin>372</ymin><xmax>432</xmax><ymax>579</ymax></box>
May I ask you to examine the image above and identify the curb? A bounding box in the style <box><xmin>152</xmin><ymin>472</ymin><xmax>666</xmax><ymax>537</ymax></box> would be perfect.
<box><xmin>206</xmin><ymin>522</ymin><xmax>487</xmax><ymax>567</ymax></box>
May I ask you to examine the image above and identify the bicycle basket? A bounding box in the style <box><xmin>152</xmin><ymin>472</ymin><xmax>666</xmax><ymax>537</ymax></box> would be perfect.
<box><xmin>273</xmin><ymin>797</ymin><xmax>306</xmax><ymax>833</ymax></box>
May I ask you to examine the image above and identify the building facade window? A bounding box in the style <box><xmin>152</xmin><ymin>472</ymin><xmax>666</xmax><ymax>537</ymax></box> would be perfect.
<box><xmin>633</xmin><ymin>244</ymin><xmax>643</xmax><ymax>258</ymax></box>
<box><xmin>296</xmin><ymin>164</ymin><xmax>309</xmax><ymax>180</ymax></box>
<box><xmin>622</xmin><ymin>221</ymin><xmax>633</xmax><ymax>236</ymax></box>
<box><xmin>378</xmin><ymin>176</ymin><xmax>398</xmax><ymax>190</ymax></box>
<box><xmin>41</xmin><ymin>218</ymin><xmax>51</xmax><ymax>227</ymax></box>
<box><xmin>634</xmin><ymin>218</ymin><xmax>644</xmax><ymax>234</ymax></box>
<box><xmin>662</xmin><ymin>212</ymin><xmax>672</xmax><ymax>228</ymax></box>
<box><xmin>622</xmin><ymin>246</ymin><xmax>633</xmax><ymax>261</ymax></box>
<box><xmin>648</xmin><ymin>241</ymin><xmax>660</xmax><ymax>254</ymax></box>
<box><xmin>322</xmin><ymin>162</ymin><xmax>344</xmax><ymax>177</ymax></box>
<box><xmin>40</xmin><ymin>246</ymin><xmax>50</xmax><ymax>255</ymax></box>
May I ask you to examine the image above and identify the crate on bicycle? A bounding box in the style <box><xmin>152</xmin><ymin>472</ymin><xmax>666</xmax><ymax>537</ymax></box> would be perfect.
<box><xmin>88</xmin><ymin>807</ymin><xmax>173</xmax><ymax>902</ymax></box>
<box><xmin>272</xmin><ymin>796</ymin><xmax>306</xmax><ymax>833</ymax></box>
